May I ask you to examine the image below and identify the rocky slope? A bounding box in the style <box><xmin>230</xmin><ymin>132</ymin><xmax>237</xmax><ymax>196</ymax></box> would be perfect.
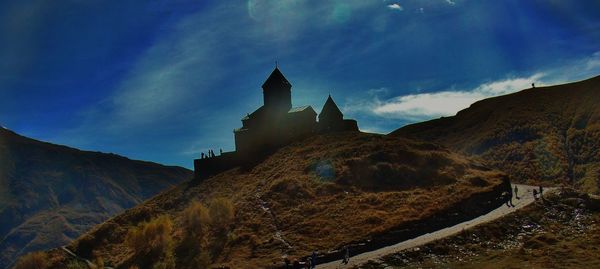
<box><xmin>44</xmin><ymin>132</ymin><xmax>509</xmax><ymax>268</ymax></box>
<box><xmin>0</xmin><ymin>128</ymin><xmax>191</xmax><ymax>268</ymax></box>
<box><xmin>393</xmin><ymin>75</ymin><xmax>600</xmax><ymax>193</ymax></box>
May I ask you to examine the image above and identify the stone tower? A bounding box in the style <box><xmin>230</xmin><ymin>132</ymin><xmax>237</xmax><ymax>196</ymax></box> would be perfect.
<box><xmin>262</xmin><ymin>67</ymin><xmax>292</xmax><ymax>113</ymax></box>
<box><xmin>319</xmin><ymin>95</ymin><xmax>343</xmax><ymax>125</ymax></box>
<box><xmin>317</xmin><ymin>94</ymin><xmax>358</xmax><ymax>132</ymax></box>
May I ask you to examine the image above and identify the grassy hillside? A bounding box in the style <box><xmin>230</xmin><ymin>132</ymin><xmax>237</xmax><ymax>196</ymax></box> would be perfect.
<box><xmin>393</xmin><ymin>75</ymin><xmax>600</xmax><ymax>193</ymax></box>
<box><xmin>44</xmin><ymin>132</ymin><xmax>508</xmax><ymax>268</ymax></box>
<box><xmin>0</xmin><ymin>128</ymin><xmax>192</xmax><ymax>269</ymax></box>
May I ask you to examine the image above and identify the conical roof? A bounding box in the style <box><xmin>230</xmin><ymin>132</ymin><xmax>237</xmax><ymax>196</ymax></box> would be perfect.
<box><xmin>319</xmin><ymin>95</ymin><xmax>343</xmax><ymax>120</ymax></box>
<box><xmin>262</xmin><ymin>67</ymin><xmax>291</xmax><ymax>90</ymax></box>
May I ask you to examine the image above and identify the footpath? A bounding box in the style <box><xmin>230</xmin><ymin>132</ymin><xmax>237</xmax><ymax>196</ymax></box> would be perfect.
<box><xmin>319</xmin><ymin>184</ymin><xmax>546</xmax><ymax>269</ymax></box>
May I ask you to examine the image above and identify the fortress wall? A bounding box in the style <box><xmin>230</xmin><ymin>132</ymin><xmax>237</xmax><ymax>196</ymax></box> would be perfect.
<box><xmin>193</xmin><ymin>152</ymin><xmax>241</xmax><ymax>180</ymax></box>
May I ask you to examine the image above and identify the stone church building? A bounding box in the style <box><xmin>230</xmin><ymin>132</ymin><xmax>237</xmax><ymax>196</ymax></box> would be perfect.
<box><xmin>194</xmin><ymin>67</ymin><xmax>358</xmax><ymax>179</ymax></box>
<box><xmin>234</xmin><ymin>67</ymin><xmax>357</xmax><ymax>154</ymax></box>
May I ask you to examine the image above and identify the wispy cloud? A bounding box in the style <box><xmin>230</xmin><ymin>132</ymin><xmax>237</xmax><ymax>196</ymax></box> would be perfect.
<box><xmin>586</xmin><ymin>51</ymin><xmax>600</xmax><ymax>71</ymax></box>
<box><xmin>387</xmin><ymin>3</ymin><xmax>403</xmax><ymax>11</ymax></box>
<box><xmin>366</xmin><ymin>73</ymin><xmax>545</xmax><ymax>120</ymax></box>
<box><xmin>445</xmin><ymin>0</ymin><xmax>456</xmax><ymax>6</ymax></box>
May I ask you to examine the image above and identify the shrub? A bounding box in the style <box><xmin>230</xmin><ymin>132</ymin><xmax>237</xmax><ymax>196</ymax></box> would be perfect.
<box><xmin>13</xmin><ymin>252</ymin><xmax>48</xmax><ymax>269</ymax></box>
<box><xmin>209</xmin><ymin>198</ymin><xmax>235</xmax><ymax>233</ymax></box>
<box><xmin>207</xmin><ymin>198</ymin><xmax>235</xmax><ymax>259</ymax></box>
<box><xmin>182</xmin><ymin>201</ymin><xmax>211</xmax><ymax>239</ymax></box>
<box><xmin>178</xmin><ymin>201</ymin><xmax>219</xmax><ymax>269</ymax></box>
<box><xmin>125</xmin><ymin>215</ymin><xmax>174</xmax><ymax>267</ymax></box>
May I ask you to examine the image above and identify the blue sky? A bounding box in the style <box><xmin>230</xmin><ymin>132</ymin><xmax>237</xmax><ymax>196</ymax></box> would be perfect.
<box><xmin>2</xmin><ymin>0</ymin><xmax>600</xmax><ymax>168</ymax></box>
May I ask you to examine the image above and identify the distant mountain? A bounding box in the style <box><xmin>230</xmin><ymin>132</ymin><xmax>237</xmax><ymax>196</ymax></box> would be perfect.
<box><xmin>0</xmin><ymin>128</ymin><xmax>192</xmax><ymax>268</ymax></box>
<box><xmin>44</xmin><ymin>132</ymin><xmax>508</xmax><ymax>268</ymax></box>
<box><xmin>393</xmin><ymin>75</ymin><xmax>600</xmax><ymax>193</ymax></box>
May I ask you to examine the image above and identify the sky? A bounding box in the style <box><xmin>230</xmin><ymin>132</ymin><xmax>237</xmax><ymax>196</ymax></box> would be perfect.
<box><xmin>2</xmin><ymin>0</ymin><xmax>600</xmax><ymax>168</ymax></box>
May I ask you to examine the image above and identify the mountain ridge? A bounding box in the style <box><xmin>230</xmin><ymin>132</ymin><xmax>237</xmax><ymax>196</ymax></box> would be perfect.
<box><xmin>0</xmin><ymin>128</ymin><xmax>192</xmax><ymax>269</ymax></box>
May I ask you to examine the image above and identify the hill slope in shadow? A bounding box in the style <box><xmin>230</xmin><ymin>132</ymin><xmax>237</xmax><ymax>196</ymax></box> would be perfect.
<box><xmin>393</xmin><ymin>75</ymin><xmax>600</xmax><ymax>193</ymax></box>
<box><xmin>0</xmin><ymin>128</ymin><xmax>192</xmax><ymax>268</ymax></box>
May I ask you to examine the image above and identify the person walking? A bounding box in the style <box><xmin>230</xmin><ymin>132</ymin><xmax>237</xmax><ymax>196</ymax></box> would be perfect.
<box><xmin>514</xmin><ymin>185</ymin><xmax>519</xmax><ymax>199</ymax></box>
<box><xmin>502</xmin><ymin>191</ymin><xmax>514</xmax><ymax>207</ymax></box>
<box><xmin>311</xmin><ymin>251</ymin><xmax>317</xmax><ymax>268</ymax></box>
<box><xmin>539</xmin><ymin>185</ymin><xmax>544</xmax><ymax>199</ymax></box>
<box><xmin>341</xmin><ymin>245</ymin><xmax>350</xmax><ymax>264</ymax></box>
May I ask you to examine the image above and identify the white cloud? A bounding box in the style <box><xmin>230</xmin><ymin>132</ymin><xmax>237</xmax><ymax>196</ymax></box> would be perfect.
<box><xmin>387</xmin><ymin>3</ymin><xmax>403</xmax><ymax>11</ymax></box>
<box><xmin>445</xmin><ymin>0</ymin><xmax>456</xmax><ymax>5</ymax></box>
<box><xmin>585</xmin><ymin>51</ymin><xmax>600</xmax><ymax>71</ymax></box>
<box><xmin>370</xmin><ymin>73</ymin><xmax>545</xmax><ymax>120</ymax></box>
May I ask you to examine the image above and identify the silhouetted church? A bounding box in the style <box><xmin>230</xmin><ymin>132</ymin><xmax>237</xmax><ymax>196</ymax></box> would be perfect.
<box><xmin>194</xmin><ymin>67</ymin><xmax>358</xmax><ymax>179</ymax></box>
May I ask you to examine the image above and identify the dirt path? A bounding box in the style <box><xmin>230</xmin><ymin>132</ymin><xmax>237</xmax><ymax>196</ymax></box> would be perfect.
<box><xmin>318</xmin><ymin>184</ymin><xmax>548</xmax><ymax>269</ymax></box>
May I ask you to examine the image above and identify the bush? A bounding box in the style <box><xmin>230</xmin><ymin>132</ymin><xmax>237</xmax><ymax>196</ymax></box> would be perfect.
<box><xmin>209</xmin><ymin>198</ymin><xmax>235</xmax><ymax>233</ymax></box>
<box><xmin>13</xmin><ymin>252</ymin><xmax>48</xmax><ymax>269</ymax></box>
<box><xmin>179</xmin><ymin>201</ymin><xmax>212</xmax><ymax>268</ymax></box>
<box><xmin>207</xmin><ymin>198</ymin><xmax>235</xmax><ymax>259</ymax></box>
<box><xmin>125</xmin><ymin>215</ymin><xmax>174</xmax><ymax>268</ymax></box>
<box><xmin>182</xmin><ymin>201</ymin><xmax>211</xmax><ymax>239</ymax></box>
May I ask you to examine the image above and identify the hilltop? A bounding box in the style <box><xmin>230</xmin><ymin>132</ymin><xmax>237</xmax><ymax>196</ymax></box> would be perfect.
<box><xmin>393</xmin><ymin>75</ymin><xmax>600</xmax><ymax>193</ymax></box>
<box><xmin>0</xmin><ymin>128</ymin><xmax>191</xmax><ymax>268</ymax></box>
<box><xmin>44</xmin><ymin>132</ymin><xmax>509</xmax><ymax>268</ymax></box>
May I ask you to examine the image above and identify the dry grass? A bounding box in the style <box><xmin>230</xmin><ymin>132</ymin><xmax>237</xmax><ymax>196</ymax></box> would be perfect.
<box><xmin>47</xmin><ymin>132</ymin><xmax>505</xmax><ymax>268</ymax></box>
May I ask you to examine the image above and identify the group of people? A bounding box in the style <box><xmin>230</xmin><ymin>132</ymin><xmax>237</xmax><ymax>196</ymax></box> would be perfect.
<box><xmin>282</xmin><ymin>247</ymin><xmax>350</xmax><ymax>269</ymax></box>
<box><xmin>200</xmin><ymin>148</ymin><xmax>223</xmax><ymax>159</ymax></box>
<box><xmin>502</xmin><ymin>185</ymin><xmax>545</xmax><ymax>207</ymax></box>
<box><xmin>283</xmin><ymin>251</ymin><xmax>318</xmax><ymax>269</ymax></box>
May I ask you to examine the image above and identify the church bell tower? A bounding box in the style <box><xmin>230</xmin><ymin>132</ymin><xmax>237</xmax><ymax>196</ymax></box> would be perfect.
<box><xmin>262</xmin><ymin>67</ymin><xmax>292</xmax><ymax>112</ymax></box>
